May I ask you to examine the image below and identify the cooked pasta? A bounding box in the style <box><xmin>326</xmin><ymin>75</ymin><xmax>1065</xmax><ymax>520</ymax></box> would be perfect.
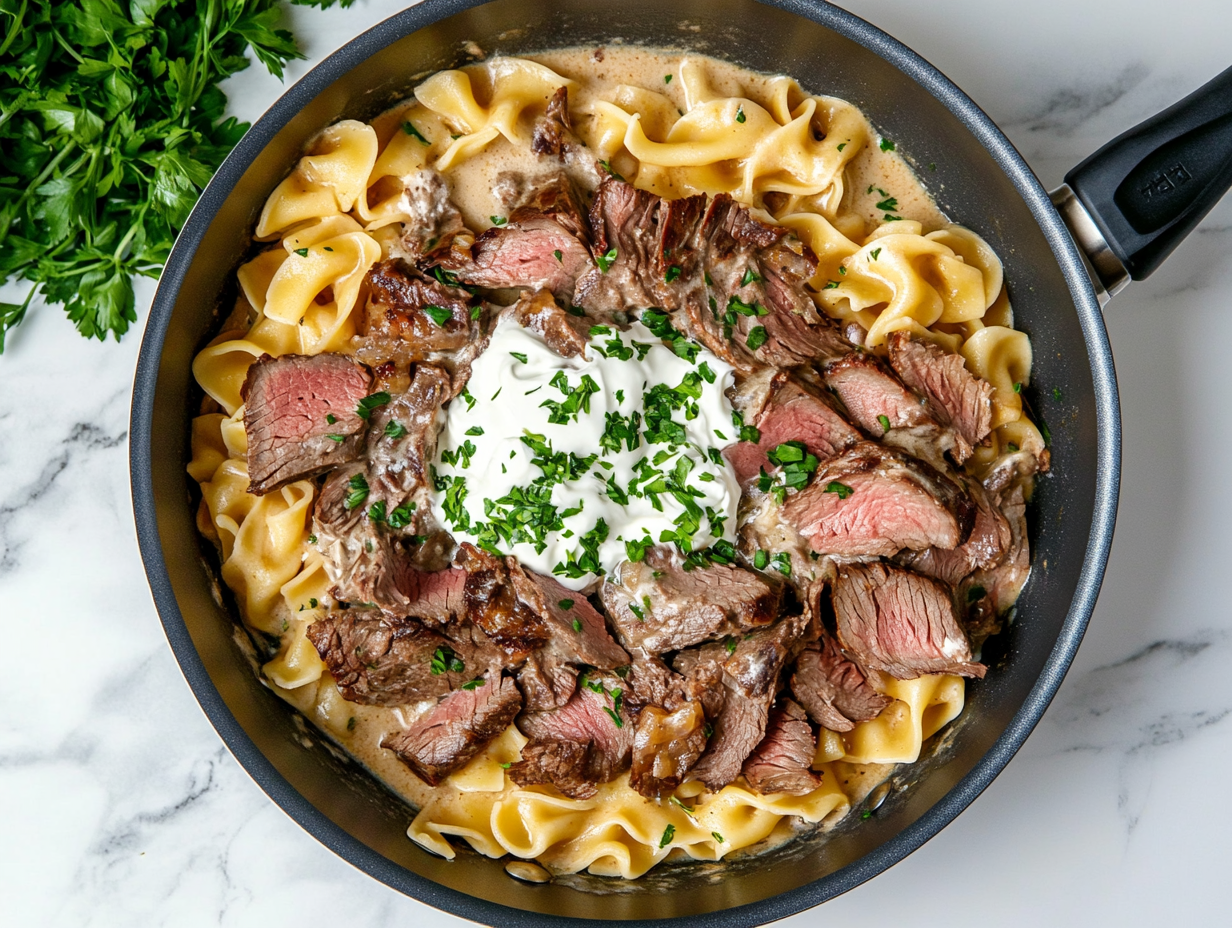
<box><xmin>188</xmin><ymin>45</ymin><xmax>1043</xmax><ymax>884</ymax></box>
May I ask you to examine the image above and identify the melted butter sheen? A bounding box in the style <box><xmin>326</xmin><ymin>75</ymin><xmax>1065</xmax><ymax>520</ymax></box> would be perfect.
<box><xmin>429</xmin><ymin>316</ymin><xmax>739</xmax><ymax>589</ymax></box>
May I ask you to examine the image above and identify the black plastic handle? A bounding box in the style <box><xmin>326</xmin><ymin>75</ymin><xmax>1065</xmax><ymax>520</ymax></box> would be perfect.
<box><xmin>1065</xmin><ymin>64</ymin><xmax>1232</xmax><ymax>281</ymax></box>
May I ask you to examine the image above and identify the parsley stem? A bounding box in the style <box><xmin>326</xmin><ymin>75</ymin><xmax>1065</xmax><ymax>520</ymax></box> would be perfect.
<box><xmin>50</xmin><ymin>26</ymin><xmax>85</xmax><ymax>64</ymax></box>
<box><xmin>0</xmin><ymin>0</ymin><xmax>26</xmax><ymax>58</ymax></box>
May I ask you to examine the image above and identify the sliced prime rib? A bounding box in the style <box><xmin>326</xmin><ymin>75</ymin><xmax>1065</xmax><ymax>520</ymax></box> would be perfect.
<box><xmin>512</xmin><ymin>287</ymin><xmax>588</xmax><ymax>359</ymax></box>
<box><xmin>394</xmin><ymin>168</ymin><xmax>467</xmax><ymax>264</ymax></box>
<box><xmin>725</xmin><ymin>370</ymin><xmax>861</xmax><ymax>485</ymax></box>
<box><xmin>832</xmin><ymin>562</ymin><xmax>986</xmax><ymax>679</ymax></box>
<box><xmin>698</xmin><ymin>194</ymin><xmax>850</xmax><ymax>369</ymax></box>
<box><xmin>575</xmin><ymin>174</ymin><xmax>661</xmax><ymax>314</ymax></box>
<box><xmin>241</xmin><ymin>353</ymin><xmax>371</xmax><ymax>495</ymax></box>
<box><xmin>966</xmin><ymin>483</ymin><xmax>1030</xmax><ymax>619</ymax></box>
<box><xmin>458</xmin><ymin>544</ymin><xmax>628</xmax><ymax>710</ymax></box>
<box><xmin>513</xmin><ymin>669</ymin><xmax>634</xmax><ymax>796</ymax></box>
<box><xmin>382</xmin><ymin>674</ymin><xmax>523</xmax><ymax>785</ymax></box>
<box><xmin>791</xmin><ymin>630</ymin><xmax>892</xmax><ymax>733</ymax></box>
<box><xmin>681</xmin><ymin>612</ymin><xmax>809</xmax><ymax>790</ymax></box>
<box><xmin>898</xmin><ymin>479</ymin><xmax>1011</xmax><ymax>587</ymax></box>
<box><xmin>440</xmin><ymin>172</ymin><xmax>593</xmax><ymax>302</ymax></box>
<box><xmin>782</xmin><ymin>441</ymin><xmax>976</xmax><ymax>558</ymax></box>
<box><xmin>888</xmin><ymin>332</ymin><xmax>994</xmax><ymax>450</ymax></box>
<box><xmin>741</xmin><ymin>698</ymin><xmax>821</xmax><ymax>796</ymax></box>
<box><xmin>365</xmin><ymin>362</ymin><xmax>450</xmax><ymax>509</ymax></box>
<box><xmin>823</xmin><ymin>351</ymin><xmax>934</xmax><ymax>434</ymax></box>
<box><xmin>601</xmin><ymin>546</ymin><xmax>781</xmax><ymax>654</ymax></box>
<box><xmin>307</xmin><ymin>611</ymin><xmax>497</xmax><ymax>706</ymax></box>
<box><xmin>359</xmin><ymin>258</ymin><xmax>476</xmax><ymax>357</ymax></box>
<box><xmin>314</xmin><ymin>463</ymin><xmax>466</xmax><ymax>622</ymax></box>
<box><xmin>531</xmin><ymin>85</ymin><xmax>572</xmax><ymax>157</ymax></box>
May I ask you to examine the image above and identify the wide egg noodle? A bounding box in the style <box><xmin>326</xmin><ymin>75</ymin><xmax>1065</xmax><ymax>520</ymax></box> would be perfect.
<box><xmin>413</xmin><ymin>58</ymin><xmax>574</xmax><ymax>172</ymax></box>
<box><xmin>835</xmin><ymin>675</ymin><xmax>965</xmax><ymax>765</ymax></box>
<box><xmin>255</xmin><ymin>120</ymin><xmax>379</xmax><ymax>240</ymax></box>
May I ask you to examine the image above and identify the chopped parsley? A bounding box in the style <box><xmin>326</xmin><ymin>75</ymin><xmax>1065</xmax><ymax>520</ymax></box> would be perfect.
<box><xmin>596</xmin><ymin>247</ymin><xmax>618</xmax><ymax>273</ymax></box>
<box><xmin>440</xmin><ymin>440</ymin><xmax>477</xmax><ymax>470</ymax></box>
<box><xmin>735</xmin><ymin>106</ymin><xmax>746</xmax><ymax>124</ymax></box>
<box><xmin>459</xmin><ymin>387</ymin><xmax>477</xmax><ymax>412</ymax></box>
<box><xmin>712</xmin><ymin>831</ymin><xmax>725</xmax><ymax>844</ymax></box>
<box><xmin>294</xmin><ymin>247</ymin><xmax>308</xmax><ymax>257</ymax></box>
<box><xmin>461</xmin><ymin>677</ymin><xmax>486</xmax><ymax>690</ymax></box>
<box><xmin>466</xmin><ymin>426</ymin><xmax>485</xmax><ymax>436</ymax></box>
<box><xmin>724</xmin><ymin>636</ymin><xmax>738</xmax><ymax>655</ymax></box>
<box><xmin>540</xmin><ymin>371</ymin><xmax>601</xmax><ymax>424</ymax></box>
<box><xmin>326</xmin><ymin>434</ymin><xmax>345</xmax><ymax>443</ymax></box>
<box><xmin>356</xmin><ymin>392</ymin><xmax>391</xmax><ymax>420</ymax></box>
<box><xmin>509</xmin><ymin>351</ymin><xmax>529</xmax><ymax>364</ymax></box>
<box><xmin>429</xmin><ymin>646</ymin><xmax>464</xmax><ymax>676</ymax></box>
<box><xmin>326</xmin><ymin>413</ymin><xmax>337</xmax><ymax>425</ymax></box>
<box><xmin>880</xmin><ymin>137</ymin><xmax>896</xmax><ymax>151</ymax></box>
<box><xmin>824</xmin><ymin>481</ymin><xmax>854</xmax><ymax>500</ymax></box>
<box><xmin>740</xmin><ymin>267</ymin><xmax>762</xmax><ymax>287</ymax></box>
<box><xmin>559</xmin><ymin>599</ymin><xmax>575</xmax><ymax>611</ymax></box>
<box><xmin>553</xmin><ymin>249</ymin><xmax>563</xmax><ymax>262</ymax></box>
<box><xmin>470</xmin><ymin>305</ymin><xmax>482</xmax><ymax>320</ymax></box>
<box><xmin>664</xmin><ymin>265</ymin><xmax>682</xmax><ymax>283</ymax></box>
<box><xmin>754</xmin><ymin>549</ymin><xmax>769</xmax><ymax>570</ymax></box>
<box><xmin>387</xmin><ymin>501</ymin><xmax>416</xmax><ymax>530</ymax></box>
<box><xmin>1013</xmin><ymin>382</ymin><xmax>1022</xmax><ymax>393</ymax></box>
<box><xmin>308</xmin><ymin>534</ymin><xmax>318</xmax><ymax>545</ymax></box>
<box><xmin>423</xmin><ymin>304</ymin><xmax>453</xmax><ymax>327</ymax></box>
<box><xmin>309</xmin><ymin>598</ymin><xmax>318</xmax><ymax>609</ymax></box>
<box><xmin>874</xmin><ymin>196</ymin><xmax>899</xmax><ymax>212</ymax></box>
<box><xmin>641</xmin><ymin>308</ymin><xmax>700</xmax><ymax>362</ymax></box>
<box><xmin>664</xmin><ymin>74</ymin><xmax>673</xmax><ymax>84</ymax></box>
<box><xmin>367</xmin><ymin>501</ymin><xmax>387</xmax><ymax>524</ymax></box>
<box><xmin>343</xmin><ymin>473</ymin><xmax>369</xmax><ymax>510</ymax></box>
<box><xmin>347</xmin><ymin>717</ymin><xmax>357</xmax><ymax>732</ymax></box>
<box><xmin>878</xmin><ymin>414</ymin><xmax>891</xmax><ymax>433</ymax></box>
<box><xmin>659</xmin><ymin>823</ymin><xmax>676</xmax><ymax>848</ymax></box>
<box><xmin>572</xmin><ymin>617</ymin><xmax>583</xmax><ymax>632</ymax></box>
<box><xmin>490</xmin><ymin>215</ymin><xmax>508</xmax><ymax>226</ymax></box>
<box><xmin>837</xmin><ymin>142</ymin><xmax>847</xmax><ymax>151</ymax></box>
<box><xmin>870</xmin><ymin>247</ymin><xmax>882</xmax><ymax>261</ymax></box>
<box><xmin>746</xmin><ymin>326</ymin><xmax>768</xmax><ymax>351</ymax></box>
<box><xmin>403</xmin><ymin>120</ymin><xmax>430</xmax><ymax>144</ymax></box>
<box><xmin>669</xmin><ymin>795</ymin><xmax>697</xmax><ymax>818</ymax></box>
<box><xmin>731</xmin><ymin>409</ymin><xmax>761</xmax><ymax>443</ymax></box>
<box><xmin>771</xmin><ymin>552</ymin><xmax>792</xmax><ymax>577</ymax></box>
<box><xmin>1053</xmin><ymin>385</ymin><xmax>1063</xmax><ymax>401</ymax></box>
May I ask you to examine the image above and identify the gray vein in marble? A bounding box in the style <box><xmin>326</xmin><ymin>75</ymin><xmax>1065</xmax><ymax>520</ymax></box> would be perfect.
<box><xmin>1042</xmin><ymin>632</ymin><xmax>1232</xmax><ymax>833</ymax></box>
<box><xmin>0</xmin><ymin>408</ymin><xmax>127</xmax><ymax>574</ymax></box>
<box><xmin>1000</xmin><ymin>63</ymin><xmax>1151</xmax><ymax>136</ymax></box>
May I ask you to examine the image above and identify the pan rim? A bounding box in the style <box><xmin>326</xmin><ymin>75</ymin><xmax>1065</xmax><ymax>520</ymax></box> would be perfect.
<box><xmin>129</xmin><ymin>0</ymin><xmax>1121</xmax><ymax>924</ymax></box>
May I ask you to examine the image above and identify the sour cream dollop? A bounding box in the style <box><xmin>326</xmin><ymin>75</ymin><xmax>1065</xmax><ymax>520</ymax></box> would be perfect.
<box><xmin>429</xmin><ymin>314</ymin><xmax>740</xmax><ymax>590</ymax></box>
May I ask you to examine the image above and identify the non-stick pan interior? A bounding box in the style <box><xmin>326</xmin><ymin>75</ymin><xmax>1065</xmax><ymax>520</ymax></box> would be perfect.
<box><xmin>133</xmin><ymin>0</ymin><xmax>1115</xmax><ymax>923</ymax></box>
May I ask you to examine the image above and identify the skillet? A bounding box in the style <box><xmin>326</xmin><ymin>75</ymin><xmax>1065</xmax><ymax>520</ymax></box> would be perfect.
<box><xmin>129</xmin><ymin>0</ymin><xmax>1232</xmax><ymax>923</ymax></box>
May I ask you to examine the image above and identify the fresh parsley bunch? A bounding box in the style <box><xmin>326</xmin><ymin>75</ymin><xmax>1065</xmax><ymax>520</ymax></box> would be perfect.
<box><xmin>0</xmin><ymin>0</ymin><xmax>351</xmax><ymax>353</ymax></box>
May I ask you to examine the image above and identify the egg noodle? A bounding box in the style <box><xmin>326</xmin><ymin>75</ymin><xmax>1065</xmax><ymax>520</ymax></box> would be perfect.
<box><xmin>188</xmin><ymin>47</ymin><xmax>1035</xmax><ymax>879</ymax></box>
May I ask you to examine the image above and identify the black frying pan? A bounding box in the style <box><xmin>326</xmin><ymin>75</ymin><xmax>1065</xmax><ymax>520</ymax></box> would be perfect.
<box><xmin>129</xmin><ymin>0</ymin><xmax>1232</xmax><ymax>924</ymax></box>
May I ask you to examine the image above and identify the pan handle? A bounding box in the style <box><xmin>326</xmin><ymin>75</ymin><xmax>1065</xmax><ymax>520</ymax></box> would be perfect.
<box><xmin>1052</xmin><ymin>64</ymin><xmax>1232</xmax><ymax>302</ymax></box>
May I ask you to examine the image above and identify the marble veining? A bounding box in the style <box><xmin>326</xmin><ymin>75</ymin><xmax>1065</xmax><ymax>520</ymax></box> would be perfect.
<box><xmin>3</xmin><ymin>1</ymin><xmax>1231</xmax><ymax>925</ymax></box>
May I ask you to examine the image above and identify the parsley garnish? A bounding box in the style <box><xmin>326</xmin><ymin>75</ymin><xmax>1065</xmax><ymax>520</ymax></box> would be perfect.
<box><xmin>540</xmin><ymin>371</ymin><xmax>601</xmax><ymax>424</ymax></box>
<box><xmin>466</xmin><ymin>426</ymin><xmax>484</xmax><ymax>436</ymax></box>
<box><xmin>343</xmin><ymin>473</ymin><xmax>369</xmax><ymax>510</ymax></box>
<box><xmin>596</xmin><ymin>247</ymin><xmax>618</xmax><ymax>272</ymax></box>
<box><xmin>294</xmin><ymin>247</ymin><xmax>308</xmax><ymax>257</ymax></box>
<box><xmin>599</xmin><ymin>159</ymin><xmax>624</xmax><ymax>181</ymax></box>
<box><xmin>553</xmin><ymin>249</ymin><xmax>563</xmax><ymax>262</ymax></box>
<box><xmin>461</xmin><ymin>677</ymin><xmax>485</xmax><ymax>690</ymax></box>
<box><xmin>490</xmin><ymin>215</ymin><xmax>507</xmax><ymax>226</ymax></box>
<box><xmin>823</xmin><ymin>281</ymin><xmax>841</xmax><ymax>290</ymax></box>
<box><xmin>423</xmin><ymin>304</ymin><xmax>453</xmax><ymax>326</ymax></box>
<box><xmin>712</xmin><ymin>831</ymin><xmax>725</xmax><ymax>844</ymax></box>
<box><xmin>740</xmin><ymin>267</ymin><xmax>761</xmax><ymax>286</ymax></box>
<box><xmin>664</xmin><ymin>74</ymin><xmax>673</xmax><ymax>84</ymax></box>
<box><xmin>874</xmin><ymin>196</ymin><xmax>899</xmax><ymax>212</ymax></box>
<box><xmin>403</xmin><ymin>120</ymin><xmax>430</xmax><ymax>144</ymax></box>
<box><xmin>1007</xmin><ymin>442</ymin><xmax>1019</xmax><ymax>453</ymax></box>
<box><xmin>771</xmin><ymin>552</ymin><xmax>792</xmax><ymax>577</ymax></box>
<box><xmin>356</xmin><ymin>392</ymin><xmax>391</xmax><ymax>420</ymax></box>
<box><xmin>641</xmin><ymin>308</ymin><xmax>699</xmax><ymax>361</ymax></box>
<box><xmin>559</xmin><ymin>599</ymin><xmax>574</xmax><ymax>610</ymax></box>
<box><xmin>735</xmin><ymin>106</ymin><xmax>746</xmax><ymax>124</ymax></box>
<box><xmin>509</xmin><ymin>351</ymin><xmax>528</xmax><ymax>364</ymax></box>
<box><xmin>309</xmin><ymin>598</ymin><xmax>318</xmax><ymax>609</ymax></box>
<box><xmin>326</xmin><ymin>413</ymin><xmax>337</xmax><ymax>424</ymax></box>
<box><xmin>664</xmin><ymin>265</ymin><xmax>682</xmax><ymax>283</ymax></box>
<box><xmin>326</xmin><ymin>433</ymin><xmax>345</xmax><ymax>443</ymax></box>
<box><xmin>880</xmin><ymin>137</ymin><xmax>896</xmax><ymax>151</ymax></box>
<box><xmin>754</xmin><ymin>550</ymin><xmax>769</xmax><ymax>570</ymax></box>
<box><xmin>732</xmin><ymin>409</ymin><xmax>761</xmax><ymax>443</ymax></box>
<box><xmin>669</xmin><ymin>795</ymin><xmax>697</xmax><ymax>819</ymax></box>
<box><xmin>308</xmin><ymin>534</ymin><xmax>318</xmax><ymax>544</ymax></box>
<box><xmin>387</xmin><ymin>501</ymin><xmax>416</xmax><ymax>530</ymax></box>
<box><xmin>572</xmin><ymin>617</ymin><xmax>583</xmax><ymax>632</ymax></box>
<box><xmin>659</xmin><ymin>823</ymin><xmax>676</xmax><ymax>848</ymax></box>
<box><xmin>459</xmin><ymin>387</ymin><xmax>477</xmax><ymax>412</ymax></box>
<box><xmin>870</xmin><ymin>247</ymin><xmax>882</xmax><ymax>261</ymax></box>
<box><xmin>500</xmin><ymin>762</ymin><xmax>512</xmax><ymax>769</ymax></box>
<box><xmin>878</xmin><ymin>414</ymin><xmax>891</xmax><ymax>433</ymax></box>
<box><xmin>429</xmin><ymin>647</ymin><xmax>464</xmax><ymax>675</ymax></box>
<box><xmin>724</xmin><ymin>636</ymin><xmax>738</xmax><ymax>655</ymax></box>
<box><xmin>367</xmin><ymin>501</ymin><xmax>387</xmax><ymax>524</ymax></box>
<box><xmin>746</xmin><ymin>326</ymin><xmax>768</xmax><ymax>351</ymax></box>
<box><xmin>470</xmin><ymin>305</ymin><xmax>482</xmax><ymax>320</ymax></box>
<box><xmin>347</xmin><ymin>717</ymin><xmax>357</xmax><ymax>732</ymax></box>
<box><xmin>967</xmin><ymin>584</ymin><xmax>987</xmax><ymax>603</ymax></box>
<box><xmin>824</xmin><ymin>481</ymin><xmax>854</xmax><ymax>500</ymax></box>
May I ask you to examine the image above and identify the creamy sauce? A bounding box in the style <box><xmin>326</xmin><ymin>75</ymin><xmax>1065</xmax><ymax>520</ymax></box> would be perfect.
<box><xmin>271</xmin><ymin>45</ymin><xmax>962</xmax><ymax>873</ymax></box>
<box><xmin>429</xmin><ymin>316</ymin><xmax>739</xmax><ymax>589</ymax></box>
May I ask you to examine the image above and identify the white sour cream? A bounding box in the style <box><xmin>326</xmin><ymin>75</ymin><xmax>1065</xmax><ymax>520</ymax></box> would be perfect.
<box><xmin>429</xmin><ymin>315</ymin><xmax>740</xmax><ymax>590</ymax></box>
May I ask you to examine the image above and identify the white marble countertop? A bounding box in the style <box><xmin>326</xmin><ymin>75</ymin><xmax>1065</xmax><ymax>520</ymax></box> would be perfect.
<box><xmin>3</xmin><ymin>0</ymin><xmax>1230</xmax><ymax>924</ymax></box>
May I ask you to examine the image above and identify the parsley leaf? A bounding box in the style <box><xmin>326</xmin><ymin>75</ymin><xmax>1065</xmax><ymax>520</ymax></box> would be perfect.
<box><xmin>596</xmin><ymin>247</ymin><xmax>618</xmax><ymax>273</ymax></box>
<box><xmin>423</xmin><ymin>304</ymin><xmax>453</xmax><ymax>326</ymax></box>
<box><xmin>356</xmin><ymin>392</ymin><xmax>391</xmax><ymax>420</ymax></box>
<box><xmin>343</xmin><ymin>473</ymin><xmax>369</xmax><ymax>510</ymax></box>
